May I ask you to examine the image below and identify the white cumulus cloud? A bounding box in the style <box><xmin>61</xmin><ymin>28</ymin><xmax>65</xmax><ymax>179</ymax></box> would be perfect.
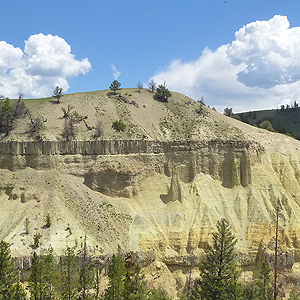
<box><xmin>151</xmin><ymin>15</ymin><xmax>300</xmax><ymax>112</ymax></box>
<box><xmin>0</xmin><ymin>33</ymin><xmax>91</xmax><ymax>98</ymax></box>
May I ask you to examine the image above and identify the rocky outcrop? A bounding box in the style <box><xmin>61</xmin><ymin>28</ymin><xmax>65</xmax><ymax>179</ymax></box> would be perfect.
<box><xmin>0</xmin><ymin>139</ymin><xmax>262</xmax><ymax>191</ymax></box>
<box><xmin>2</xmin><ymin>137</ymin><xmax>300</xmax><ymax>298</ymax></box>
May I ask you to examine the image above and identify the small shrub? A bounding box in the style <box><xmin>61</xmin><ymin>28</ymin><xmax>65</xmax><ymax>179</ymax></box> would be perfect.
<box><xmin>33</xmin><ymin>233</ymin><xmax>42</xmax><ymax>248</ymax></box>
<box><xmin>45</xmin><ymin>214</ymin><xmax>51</xmax><ymax>228</ymax></box>
<box><xmin>112</xmin><ymin>120</ymin><xmax>126</xmax><ymax>131</ymax></box>
<box><xmin>66</xmin><ymin>223</ymin><xmax>72</xmax><ymax>235</ymax></box>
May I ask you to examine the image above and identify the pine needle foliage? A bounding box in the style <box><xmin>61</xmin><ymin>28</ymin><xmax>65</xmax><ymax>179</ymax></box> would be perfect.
<box><xmin>104</xmin><ymin>248</ymin><xmax>126</xmax><ymax>300</ymax></box>
<box><xmin>61</xmin><ymin>246</ymin><xmax>79</xmax><ymax>300</ymax></box>
<box><xmin>0</xmin><ymin>240</ymin><xmax>26</xmax><ymax>300</ymax></box>
<box><xmin>191</xmin><ymin>218</ymin><xmax>242</xmax><ymax>300</ymax></box>
<box><xmin>123</xmin><ymin>264</ymin><xmax>148</xmax><ymax>300</ymax></box>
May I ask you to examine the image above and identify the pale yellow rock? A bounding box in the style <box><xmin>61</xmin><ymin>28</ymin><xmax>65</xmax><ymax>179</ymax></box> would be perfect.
<box><xmin>1</xmin><ymin>89</ymin><xmax>300</xmax><ymax>297</ymax></box>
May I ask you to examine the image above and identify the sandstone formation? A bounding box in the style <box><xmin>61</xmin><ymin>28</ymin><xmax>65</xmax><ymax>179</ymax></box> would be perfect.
<box><xmin>1</xmin><ymin>89</ymin><xmax>300</xmax><ymax>297</ymax></box>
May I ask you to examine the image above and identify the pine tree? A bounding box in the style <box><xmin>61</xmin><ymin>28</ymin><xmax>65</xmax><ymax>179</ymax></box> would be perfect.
<box><xmin>192</xmin><ymin>218</ymin><xmax>242</xmax><ymax>300</ymax></box>
<box><xmin>123</xmin><ymin>265</ymin><xmax>148</xmax><ymax>300</ymax></box>
<box><xmin>61</xmin><ymin>246</ymin><xmax>79</xmax><ymax>300</ymax></box>
<box><xmin>109</xmin><ymin>80</ymin><xmax>121</xmax><ymax>95</ymax></box>
<box><xmin>155</xmin><ymin>84</ymin><xmax>172</xmax><ymax>102</ymax></box>
<box><xmin>53</xmin><ymin>86</ymin><xmax>63</xmax><ymax>103</ymax></box>
<box><xmin>148</xmin><ymin>288</ymin><xmax>171</xmax><ymax>300</ymax></box>
<box><xmin>78</xmin><ymin>235</ymin><xmax>93</xmax><ymax>299</ymax></box>
<box><xmin>104</xmin><ymin>248</ymin><xmax>126</xmax><ymax>300</ymax></box>
<box><xmin>11</xmin><ymin>282</ymin><xmax>27</xmax><ymax>300</ymax></box>
<box><xmin>0</xmin><ymin>241</ymin><xmax>26</xmax><ymax>300</ymax></box>
<box><xmin>30</xmin><ymin>251</ymin><xmax>44</xmax><ymax>300</ymax></box>
<box><xmin>254</xmin><ymin>260</ymin><xmax>273</xmax><ymax>300</ymax></box>
<box><xmin>43</xmin><ymin>246</ymin><xmax>58</xmax><ymax>299</ymax></box>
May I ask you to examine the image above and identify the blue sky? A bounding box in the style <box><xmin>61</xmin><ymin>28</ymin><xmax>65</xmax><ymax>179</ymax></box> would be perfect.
<box><xmin>1</xmin><ymin>0</ymin><xmax>300</xmax><ymax>112</ymax></box>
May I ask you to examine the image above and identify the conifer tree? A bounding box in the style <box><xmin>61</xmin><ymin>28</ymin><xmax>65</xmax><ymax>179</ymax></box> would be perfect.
<box><xmin>123</xmin><ymin>264</ymin><xmax>148</xmax><ymax>300</ymax></box>
<box><xmin>43</xmin><ymin>246</ymin><xmax>58</xmax><ymax>299</ymax></box>
<box><xmin>155</xmin><ymin>83</ymin><xmax>172</xmax><ymax>102</ymax></box>
<box><xmin>109</xmin><ymin>80</ymin><xmax>121</xmax><ymax>95</ymax></box>
<box><xmin>79</xmin><ymin>235</ymin><xmax>93</xmax><ymax>299</ymax></box>
<box><xmin>30</xmin><ymin>251</ymin><xmax>44</xmax><ymax>300</ymax></box>
<box><xmin>61</xmin><ymin>246</ymin><xmax>79</xmax><ymax>300</ymax></box>
<box><xmin>148</xmin><ymin>288</ymin><xmax>171</xmax><ymax>300</ymax></box>
<box><xmin>0</xmin><ymin>241</ymin><xmax>26</xmax><ymax>300</ymax></box>
<box><xmin>104</xmin><ymin>247</ymin><xmax>126</xmax><ymax>300</ymax></box>
<box><xmin>191</xmin><ymin>218</ymin><xmax>242</xmax><ymax>300</ymax></box>
<box><xmin>254</xmin><ymin>260</ymin><xmax>273</xmax><ymax>300</ymax></box>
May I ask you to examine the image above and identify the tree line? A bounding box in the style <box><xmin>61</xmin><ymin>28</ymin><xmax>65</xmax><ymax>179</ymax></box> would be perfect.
<box><xmin>1</xmin><ymin>219</ymin><xmax>299</xmax><ymax>299</ymax></box>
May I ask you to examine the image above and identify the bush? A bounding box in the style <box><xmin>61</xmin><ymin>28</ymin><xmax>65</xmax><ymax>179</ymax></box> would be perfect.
<box><xmin>112</xmin><ymin>120</ymin><xmax>126</xmax><ymax>131</ymax></box>
<box><xmin>259</xmin><ymin>120</ymin><xmax>276</xmax><ymax>132</ymax></box>
<box><xmin>155</xmin><ymin>84</ymin><xmax>172</xmax><ymax>102</ymax></box>
<box><xmin>33</xmin><ymin>233</ymin><xmax>42</xmax><ymax>248</ymax></box>
<box><xmin>45</xmin><ymin>214</ymin><xmax>51</xmax><ymax>228</ymax></box>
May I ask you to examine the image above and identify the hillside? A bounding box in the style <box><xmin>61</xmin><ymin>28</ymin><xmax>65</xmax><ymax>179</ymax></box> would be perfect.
<box><xmin>235</xmin><ymin>106</ymin><xmax>300</xmax><ymax>139</ymax></box>
<box><xmin>1</xmin><ymin>88</ymin><xmax>247</xmax><ymax>142</ymax></box>
<box><xmin>2</xmin><ymin>89</ymin><xmax>300</xmax><ymax>297</ymax></box>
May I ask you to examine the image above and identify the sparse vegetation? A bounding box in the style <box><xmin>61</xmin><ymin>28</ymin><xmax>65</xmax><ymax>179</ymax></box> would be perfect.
<box><xmin>45</xmin><ymin>214</ymin><xmax>52</xmax><ymax>228</ymax></box>
<box><xmin>66</xmin><ymin>223</ymin><xmax>72</xmax><ymax>235</ymax></box>
<box><xmin>28</xmin><ymin>112</ymin><xmax>47</xmax><ymax>139</ymax></box>
<box><xmin>137</xmin><ymin>81</ymin><xmax>143</xmax><ymax>92</ymax></box>
<box><xmin>112</xmin><ymin>119</ymin><xmax>126</xmax><ymax>132</ymax></box>
<box><xmin>148</xmin><ymin>79</ymin><xmax>157</xmax><ymax>93</ymax></box>
<box><xmin>61</xmin><ymin>104</ymin><xmax>74</xmax><ymax>118</ymax></box>
<box><xmin>33</xmin><ymin>232</ymin><xmax>42</xmax><ymax>248</ymax></box>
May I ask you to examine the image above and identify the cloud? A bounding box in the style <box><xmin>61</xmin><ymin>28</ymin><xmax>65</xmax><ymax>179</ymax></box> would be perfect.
<box><xmin>151</xmin><ymin>15</ymin><xmax>300</xmax><ymax>112</ymax></box>
<box><xmin>227</xmin><ymin>15</ymin><xmax>300</xmax><ymax>88</ymax></box>
<box><xmin>0</xmin><ymin>33</ymin><xmax>91</xmax><ymax>98</ymax></box>
<box><xmin>110</xmin><ymin>63</ymin><xmax>121</xmax><ymax>80</ymax></box>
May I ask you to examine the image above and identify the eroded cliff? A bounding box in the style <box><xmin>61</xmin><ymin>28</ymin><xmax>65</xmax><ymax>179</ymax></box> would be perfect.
<box><xmin>1</xmin><ymin>90</ymin><xmax>300</xmax><ymax>297</ymax></box>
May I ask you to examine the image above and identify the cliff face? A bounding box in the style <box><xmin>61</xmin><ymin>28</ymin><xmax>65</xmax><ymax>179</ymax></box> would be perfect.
<box><xmin>1</xmin><ymin>136</ymin><xmax>300</xmax><ymax>296</ymax></box>
<box><xmin>2</xmin><ymin>90</ymin><xmax>300</xmax><ymax>297</ymax></box>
